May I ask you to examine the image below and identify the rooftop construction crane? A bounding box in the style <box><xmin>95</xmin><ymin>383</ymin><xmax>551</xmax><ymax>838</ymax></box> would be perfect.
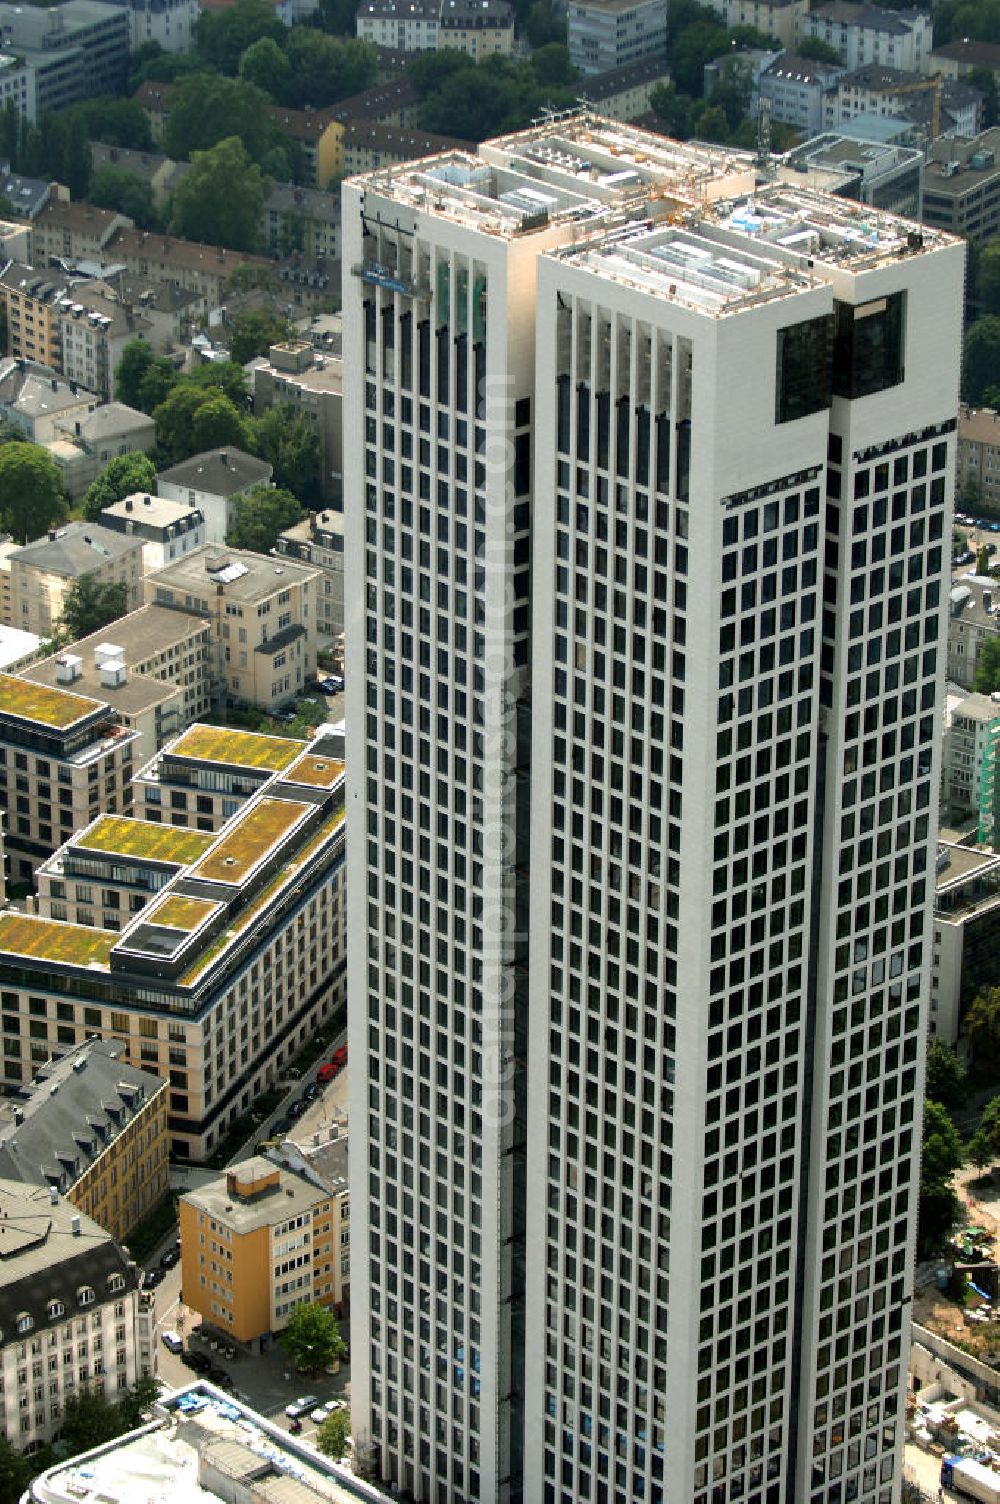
<box><xmin>890</xmin><ymin>72</ymin><xmax>943</xmax><ymax>142</ymax></box>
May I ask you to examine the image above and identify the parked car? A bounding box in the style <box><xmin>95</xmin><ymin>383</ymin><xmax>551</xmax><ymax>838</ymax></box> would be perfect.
<box><xmin>160</xmin><ymin>1247</ymin><xmax>179</xmax><ymax>1270</ymax></box>
<box><xmin>181</xmin><ymin>1351</ymin><xmax>211</xmax><ymax>1373</ymax></box>
<box><xmin>287</xmin><ymin>1099</ymin><xmax>305</xmax><ymax>1121</ymax></box>
<box><xmin>331</xmin><ymin>1045</ymin><xmax>348</xmax><ymax>1066</ymax></box>
<box><xmin>271</xmin><ymin>1116</ymin><xmax>290</xmax><ymax>1136</ymax></box>
<box><xmin>161</xmin><ymin>1331</ymin><xmax>183</xmax><ymax>1354</ymax></box>
<box><xmin>209</xmin><ymin>1367</ymin><xmax>234</xmax><ymax>1389</ymax></box>
<box><xmin>955</xmin><ymin>549</ymin><xmax>975</xmax><ymax>566</ymax></box>
<box><xmin>143</xmin><ymin>1268</ymin><xmax>165</xmax><ymax>1289</ymax></box>
<box><xmin>303</xmin><ymin>1082</ymin><xmax>320</xmax><ymax>1103</ymax></box>
<box><xmin>310</xmin><ymin>1401</ymin><xmax>338</xmax><ymax>1424</ymax></box>
<box><xmin>274</xmin><ymin>709</ymin><xmax>297</xmax><ymax>724</ymax></box>
<box><xmin>285</xmin><ymin>1395</ymin><xmax>319</xmax><ymax>1419</ymax></box>
<box><xmin>322</xmin><ymin>675</ymin><xmax>344</xmax><ymax>694</ymax></box>
<box><xmin>317</xmin><ymin>1062</ymin><xmax>337</xmax><ymax>1083</ymax></box>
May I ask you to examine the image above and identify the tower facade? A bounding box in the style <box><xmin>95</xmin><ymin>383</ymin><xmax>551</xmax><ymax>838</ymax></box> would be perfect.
<box><xmin>344</xmin><ymin>120</ymin><xmax>965</xmax><ymax>1504</ymax></box>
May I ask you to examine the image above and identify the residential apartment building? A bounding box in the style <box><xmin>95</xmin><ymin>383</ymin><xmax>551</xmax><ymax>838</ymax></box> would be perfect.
<box><xmin>824</xmin><ymin>65</ymin><xmax>980</xmax><ymax>140</ymax></box>
<box><xmin>942</xmin><ymin>691</ymin><xmax>1000</xmax><ymax>819</ymax></box>
<box><xmin>271</xmin><ymin>1125</ymin><xmax>350</xmax><ymax>1310</ymax></box>
<box><xmin>439</xmin><ymin>0</ymin><xmax>514</xmax><ymax>57</ymax></box>
<box><xmin>179</xmin><ymin>1154</ymin><xmax>343</xmax><ymax>1343</ymax></box>
<box><xmin>250</xmin><ymin>341</ymin><xmax>342</xmax><ymax>502</ymax></box>
<box><xmin>261</xmin><ymin>184</ymin><xmax>341</xmax><ymax>261</ymax></box>
<box><xmin>0</xmin><ymin>359</ymin><xmax>96</xmax><ymax>444</ymax></box>
<box><xmin>356</xmin><ymin>0</ymin><xmax>440</xmax><ymax>50</ymax></box>
<box><xmin>109</xmin><ymin>0</ymin><xmax>200</xmax><ymax>54</ymax></box>
<box><xmin>948</xmin><ymin>575</ymin><xmax>999</xmax><ymax>690</ymax></box>
<box><xmin>931</xmin><ymin>38</ymin><xmax>1000</xmax><ymax>91</ymax></box>
<box><xmin>99</xmin><ymin>493</ymin><xmax>206</xmax><ymax>574</ymax></box>
<box><xmin>156</xmin><ymin>448</ymin><xmax>273</xmax><ymax>546</ymax></box>
<box><xmin>104</xmin><ymin>228</ymin><xmax>272</xmax><ymax>309</ymax></box>
<box><xmin>958</xmin><ymin>400</ymin><xmax>1000</xmax><ymax>512</ymax></box>
<box><xmin>0</xmin><ymin>1182</ymin><xmax>148</xmax><ymax>1450</ymax></box>
<box><xmin>759</xmin><ymin>54</ymin><xmax>846</xmax><ymax>135</ymax></box>
<box><xmin>21</xmin><ymin>640</ymin><xmax>183</xmax><ymax>769</ymax></box>
<box><xmin>145</xmin><ymin>545</ymin><xmax>319</xmax><ymax>711</ymax></box>
<box><xmin>34</xmin><ymin>811</ymin><xmax>215</xmax><ymax>925</ymax></box>
<box><xmin>802</xmin><ymin>2</ymin><xmax>933</xmax><ymax>75</ymax></box>
<box><xmin>0</xmin><ymin>0</ymin><xmax>130</xmax><ymax>116</ymax></box>
<box><xmin>0</xmin><ymin>671</ymin><xmax>137</xmax><ymax>882</ymax></box>
<box><xmin>931</xmin><ymin>842</ymin><xmax>1000</xmax><ymax>1044</ymax></box>
<box><xmin>568</xmin><ymin>0</ymin><xmax>667</xmax><ymax>75</ymax></box>
<box><xmin>922</xmin><ymin>132</ymin><xmax>1000</xmax><ymax>244</ymax></box>
<box><xmin>7</xmin><ymin>521</ymin><xmax>144</xmax><ymax>638</ymax></box>
<box><xmin>48</xmin><ymin>402</ymin><xmax>157</xmax><ymax>502</ymax></box>
<box><xmin>0</xmin><ymin>1039</ymin><xmax>169</xmax><ymax>1244</ymax></box>
<box><xmin>702</xmin><ymin>0</ymin><xmax>807</xmax><ymax>50</ymax></box>
<box><xmin>275</xmin><ymin>509</ymin><xmax>344</xmax><ymax>645</ymax></box>
<box><xmin>133</xmin><ymin>723</ymin><xmax>309</xmax><ymax>830</ymax></box>
<box><xmin>0</xmin><ymin>734</ymin><xmax>347</xmax><ymax>1160</ymax></box>
<box><xmin>31</xmin><ymin>201</ymin><xmax>133</xmax><ymax>268</ymax></box>
<box><xmin>580</xmin><ymin>55</ymin><xmax>672</xmax><ymax>122</ymax></box>
<box><xmin>265</xmin><ymin>105</ymin><xmax>343</xmax><ymax>190</ymax></box>
<box><xmin>340</xmin><ymin>122</ymin><xmax>476</xmax><ymax>177</ymax></box>
<box><xmin>0</xmin><ymin>167</ymin><xmax>53</xmax><ymax>223</ymax></box>
<box><xmin>0</xmin><ymin>53</ymin><xmax>36</xmax><ymax>124</ymax></box>
<box><xmin>0</xmin><ymin>265</ymin><xmax>153</xmax><ymax>401</ymax></box>
<box><xmin>343</xmin><ymin>116</ymin><xmax>964</xmax><ymax>1504</ymax></box>
<box><xmin>88</xmin><ymin>144</ymin><xmax>190</xmax><ymax>212</ymax></box>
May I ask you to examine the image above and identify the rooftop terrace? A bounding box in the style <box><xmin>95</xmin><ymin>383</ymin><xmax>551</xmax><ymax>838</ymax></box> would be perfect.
<box><xmin>192</xmin><ymin>797</ymin><xmax>312</xmax><ymax>886</ymax></box>
<box><xmin>74</xmin><ymin>816</ymin><xmax>214</xmax><ymax>865</ymax></box>
<box><xmin>0</xmin><ymin>672</ymin><xmax>103</xmax><ymax>730</ymax></box>
<box><xmin>0</xmin><ymin>914</ymin><xmax>115</xmax><ymax>968</ymax></box>
<box><xmin>169</xmin><ymin>724</ymin><xmax>305</xmax><ymax>772</ymax></box>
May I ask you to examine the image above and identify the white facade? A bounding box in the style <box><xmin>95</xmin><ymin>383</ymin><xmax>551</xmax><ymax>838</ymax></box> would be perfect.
<box><xmin>568</xmin><ymin>0</ymin><xmax>667</xmax><ymax>76</ymax></box>
<box><xmin>803</xmin><ymin>4</ymin><xmax>933</xmax><ymax>75</ymax></box>
<box><xmin>122</xmin><ymin>0</ymin><xmax>199</xmax><ymax>53</ymax></box>
<box><xmin>344</xmin><ymin>117</ymin><xmax>964</xmax><ymax>1504</ymax></box>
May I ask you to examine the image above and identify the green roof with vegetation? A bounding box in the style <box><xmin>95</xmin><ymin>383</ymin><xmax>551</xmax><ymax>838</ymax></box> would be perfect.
<box><xmin>193</xmin><ymin>798</ymin><xmax>310</xmax><ymax>885</ymax></box>
<box><xmin>171</xmin><ymin>724</ymin><xmax>306</xmax><ymax>771</ymax></box>
<box><xmin>0</xmin><ymin>673</ymin><xmax>103</xmax><ymax>729</ymax></box>
<box><xmin>0</xmin><ymin>914</ymin><xmax>115</xmax><ymax>968</ymax></box>
<box><xmin>284</xmin><ymin>752</ymin><xmax>345</xmax><ymax>790</ymax></box>
<box><xmin>75</xmin><ymin>817</ymin><xmax>215</xmax><ymax>865</ymax></box>
<box><xmin>145</xmin><ymin>894</ymin><xmax>218</xmax><ymax>932</ymax></box>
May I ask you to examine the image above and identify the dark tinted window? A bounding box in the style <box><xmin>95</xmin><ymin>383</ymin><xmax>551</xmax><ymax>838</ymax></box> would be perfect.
<box><xmin>776</xmin><ymin>313</ymin><xmax>833</xmax><ymax>423</ymax></box>
<box><xmin>832</xmin><ymin>292</ymin><xmax>906</xmax><ymax>399</ymax></box>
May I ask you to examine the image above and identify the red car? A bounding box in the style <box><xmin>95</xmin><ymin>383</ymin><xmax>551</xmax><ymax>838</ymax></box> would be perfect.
<box><xmin>317</xmin><ymin>1062</ymin><xmax>336</xmax><ymax>1083</ymax></box>
<box><xmin>331</xmin><ymin>1045</ymin><xmax>348</xmax><ymax>1067</ymax></box>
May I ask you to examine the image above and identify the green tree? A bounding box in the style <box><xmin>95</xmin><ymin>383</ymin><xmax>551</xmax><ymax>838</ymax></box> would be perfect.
<box><xmin>925</xmin><ymin>1037</ymin><xmax>968</xmax><ymax>1111</ymax></box>
<box><xmin>918</xmin><ymin>1098</ymin><xmax>964</xmax><ymax>1255</ymax></box>
<box><xmin>239</xmin><ymin>35</ymin><xmax>292</xmax><ymax>98</ymax></box>
<box><xmin>315</xmin><ymin>1408</ymin><xmax>351</xmax><ymax>1460</ymax></box>
<box><xmin>975</xmin><ymin>636</ymin><xmax>1000</xmax><ymax>694</ymax></box>
<box><xmin>251</xmin><ymin>405</ymin><xmax>322</xmax><ymax>500</ymax></box>
<box><xmin>964</xmin><ymin>315</ymin><xmax>1000</xmax><ymax>405</ymax></box>
<box><xmin>88</xmin><ymin>167</ymin><xmax>159</xmax><ymax>230</ymax></box>
<box><xmin>115</xmin><ymin>339</ymin><xmax>154</xmax><ymax>408</ymax></box>
<box><xmin>525</xmin><ymin>1</ymin><xmax>566</xmax><ymax>46</ymax></box>
<box><xmin>694</xmin><ymin>103</ymin><xmax>731</xmax><ymax>142</ymax></box>
<box><xmin>317</xmin><ymin>0</ymin><xmax>357</xmax><ymax>32</ymax></box>
<box><xmin>61</xmin><ymin>1387</ymin><xmax>128</xmax><ymax>1450</ymax></box>
<box><xmin>981</xmin><ymin>1094</ymin><xmax>1000</xmax><ymax>1154</ymax></box>
<box><xmin>196</xmin><ymin>0</ymin><xmax>285</xmax><ymax>73</ymax></box>
<box><xmin>164</xmin><ymin>74</ymin><xmax>278</xmax><ymax>164</ymax></box>
<box><xmin>281</xmin><ymin>29</ymin><xmax>377</xmax><ymax>109</ymax></box>
<box><xmin>227</xmin><ymin>308</ymin><xmax>292</xmax><ymax>365</ymax></box>
<box><xmin>82</xmin><ymin>453</ymin><xmax>158</xmax><ymax>522</ymax></box>
<box><xmin>70</xmin><ymin>97</ymin><xmax>155</xmax><ymax>151</ymax></box>
<box><xmin>0</xmin><ymin>443</ymin><xmax>67</xmax><ymax>543</ymax></box>
<box><xmin>669</xmin><ymin>20</ymin><xmax>729</xmax><ymax>97</ymax></box>
<box><xmin>0</xmin><ymin>1434</ymin><xmax>31</xmax><ymax>1504</ymax></box>
<box><xmin>650</xmin><ymin>81</ymin><xmax>696</xmax><ymax>139</ymax></box>
<box><xmin>965</xmin><ymin>986</ymin><xmax>1000</xmax><ymax>1075</ymax></box>
<box><xmin>117</xmin><ymin>1375</ymin><xmax>162</xmax><ymax>1429</ymax></box>
<box><xmin>191</xmin><ymin>393</ymin><xmax>252</xmax><ymax>456</ymax></box>
<box><xmin>797</xmin><ymin>36</ymin><xmax>843</xmax><ymax>64</ymax></box>
<box><xmin>709</xmin><ymin>55</ymin><xmax>753</xmax><ymax>131</ymax></box>
<box><xmin>978</xmin><ymin>239</ymin><xmax>1000</xmax><ymax>315</ymax></box>
<box><xmin>59</xmin><ymin>577</ymin><xmax>130</xmax><ymax>642</ymax></box>
<box><xmin>531</xmin><ymin>43</ymin><xmax>576</xmax><ymax>86</ymax></box>
<box><xmin>170</xmin><ymin>136</ymin><xmax>267</xmax><ymax>251</ymax></box>
<box><xmin>185</xmin><ymin>360</ymin><xmax>251</xmax><ymax>410</ymax></box>
<box><xmin>154</xmin><ymin>383</ymin><xmax>213</xmax><ymax>462</ymax></box>
<box><xmin>979</xmin><ymin>542</ymin><xmax>993</xmax><ymax>576</ymax></box>
<box><xmin>278</xmin><ymin>1301</ymin><xmax>346</xmax><ymax>1375</ymax></box>
<box><xmin>407</xmin><ymin>48</ymin><xmax>474</xmax><ymax>97</ymax></box>
<box><xmin>968</xmin><ymin>1128</ymin><xmax>994</xmax><ymax>1174</ymax></box>
<box><xmin>139</xmin><ymin>357</ymin><xmax>180</xmax><ymax>414</ymax></box>
<box><xmin>227</xmin><ymin>483</ymin><xmax>302</xmax><ymax>550</ymax></box>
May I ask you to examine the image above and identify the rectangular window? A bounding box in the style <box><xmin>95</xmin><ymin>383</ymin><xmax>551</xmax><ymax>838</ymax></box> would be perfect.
<box><xmin>832</xmin><ymin>293</ymin><xmax>906</xmax><ymax>400</ymax></box>
<box><xmin>775</xmin><ymin>314</ymin><xmax>833</xmax><ymax>423</ymax></box>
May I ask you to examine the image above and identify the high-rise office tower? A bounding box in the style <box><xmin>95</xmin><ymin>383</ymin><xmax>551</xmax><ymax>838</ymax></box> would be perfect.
<box><xmin>344</xmin><ymin>118</ymin><xmax>965</xmax><ymax>1504</ymax></box>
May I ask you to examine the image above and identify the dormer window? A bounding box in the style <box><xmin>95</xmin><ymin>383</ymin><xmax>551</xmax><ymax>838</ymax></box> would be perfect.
<box><xmin>15</xmin><ymin>1313</ymin><xmax>33</xmax><ymax>1334</ymax></box>
<box><xmin>47</xmin><ymin>1300</ymin><xmax>64</xmax><ymax>1321</ymax></box>
<box><xmin>76</xmin><ymin>1287</ymin><xmax>94</xmax><ymax>1307</ymax></box>
<box><xmin>107</xmin><ymin>1274</ymin><xmax>124</xmax><ymax>1294</ymax></box>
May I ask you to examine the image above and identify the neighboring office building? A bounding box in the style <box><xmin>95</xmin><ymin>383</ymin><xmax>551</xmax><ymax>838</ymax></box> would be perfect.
<box><xmin>779</xmin><ymin>131</ymin><xmax>923</xmax><ymax>217</ymax></box>
<box><xmin>7</xmin><ymin>520</ymin><xmax>144</xmax><ymax>638</ymax></box>
<box><xmin>270</xmin><ymin>1124</ymin><xmax>350</xmax><ymax>1311</ymax></box>
<box><xmin>250</xmin><ymin>340</ymin><xmax>342</xmax><ymax>502</ymax></box>
<box><xmin>948</xmin><ymin>575</ymin><xmax>1000</xmax><ymax>691</ymax></box>
<box><xmin>179</xmin><ymin>1153</ymin><xmax>343</xmax><ymax>1343</ymax></box>
<box><xmin>0</xmin><ymin>671</ymin><xmax>137</xmax><ymax>882</ymax></box>
<box><xmin>34</xmin><ymin>811</ymin><xmax>215</xmax><ymax>925</ymax></box>
<box><xmin>108</xmin><ymin>0</ymin><xmax>200</xmax><ymax>54</ymax></box>
<box><xmin>0</xmin><ymin>1039</ymin><xmax>169</xmax><ymax>1245</ymax></box>
<box><xmin>921</xmin><ymin>128</ymin><xmax>1000</xmax><ymax>245</ymax></box>
<box><xmin>0</xmin><ymin>734</ymin><xmax>348</xmax><ymax>1160</ymax></box>
<box><xmin>0</xmin><ymin>1181</ymin><xmax>148</xmax><ymax>1451</ymax></box>
<box><xmin>156</xmin><ymin>447</ymin><xmax>273</xmax><ymax>546</ymax></box>
<box><xmin>275</xmin><ymin>508</ymin><xmax>344</xmax><ymax>646</ymax></box>
<box><xmin>0</xmin><ymin>623</ymin><xmax>42</xmax><ymax>673</ymax></box>
<box><xmin>0</xmin><ymin>53</ymin><xmax>36</xmax><ymax>125</ymax></box>
<box><xmin>942</xmin><ymin>690</ymin><xmax>1000</xmax><ymax>819</ymax></box>
<box><xmin>99</xmin><ymin>492</ymin><xmax>206</xmax><ymax>574</ymax></box>
<box><xmin>802</xmin><ymin>1</ymin><xmax>933</xmax><ymax>75</ymax></box>
<box><xmin>568</xmin><ymin>0</ymin><xmax>667</xmax><ymax>76</ymax></box>
<box><xmin>701</xmin><ymin>0</ymin><xmax>807</xmax><ymax>50</ymax></box>
<box><xmin>958</xmin><ymin>400</ymin><xmax>1000</xmax><ymax>512</ymax></box>
<box><xmin>31</xmin><ymin>200</ymin><xmax>133</xmax><ymax>268</ymax></box>
<box><xmin>0</xmin><ymin>0</ymin><xmax>130</xmax><ymax>116</ymax></box>
<box><xmin>145</xmin><ymin>543</ymin><xmax>319</xmax><ymax>710</ymax></box>
<box><xmin>344</xmin><ymin>115</ymin><xmax>963</xmax><ymax>1503</ymax></box>
<box><xmin>758</xmin><ymin>53</ymin><xmax>846</xmax><ymax>135</ymax></box>
<box><xmin>133</xmin><ymin>723</ymin><xmax>309</xmax><ymax>830</ymax></box>
<box><xmin>21</xmin><ymin>638</ymin><xmax>184</xmax><ymax>769</ymax></box>
<box><xmin>932</xmin><ymin>842</ymin><xmax>1000</xmax><ymax>1044</ymax></box>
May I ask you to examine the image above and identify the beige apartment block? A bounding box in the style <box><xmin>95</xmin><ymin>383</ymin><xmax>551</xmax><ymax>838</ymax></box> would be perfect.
<box><xmin>179</xmin><ymin>1150</ymin><xmax>346</xmax><ymax>1343</ymax></box>
<box><xmin>145</xmin><ymin>545</ymin><xmax>319</xmax><ymax>711</ymax></box>
<box><xmin>134</xmin><ymin>723</ymin><xmax>309</xmax><ymax>830</ymax></box>
<box><xmin>9</xmin><ymin>521</ymin><xmax>145</xmax><ymax>638</ymax></box>
<box><xmin>0</xmin><ymin>735</ymin><xmax>347</xmax><ymax>1160</ymax></box>
<box><xmin>21</xmin><ymin>643</ymin><xmax>183</xmax><ymax>769</ymax></box>
<box><xmin>0</xmin><ymin>1039</ymin><xmax>169</xmax><ymax>1244</ymax></box>
<box><xmin>275</xmin><ymin>510</ymin><xmax>344</xmax><ymax>646</ymax></box>
<box><xmin>250</xmin><ymin>341</ymin><xmax>342</xmax><ymax>502</ymax></box>
<box><xmin>0</xmin><ymin>672</ymin><xmax>138</xmax><ymax>882</ymax></box>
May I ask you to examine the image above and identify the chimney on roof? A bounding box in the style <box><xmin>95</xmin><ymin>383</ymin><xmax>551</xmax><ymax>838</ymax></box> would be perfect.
<box><xmin>49</xmin><ymin>1185</ymin><xmax>57</xmax><ymax>1205</ymax></box>
<box><xmin>70</xmin><ymin>1214</ymin><xmax>81</xmax><ymax>1235</ymax></box>
<box><xmin>220</xmin><ymin>452</ymin><xmax>228</xmax><ymax>464</ymax></box>
<box><xmin>143</xmin><ymin>495</ymin><xmax>151</xmax><ymax>506</ymax></box>
<box><xmin>125</xmin><ymin>497</ymin><xmax>132</xmax><ymax>511</ymax></box>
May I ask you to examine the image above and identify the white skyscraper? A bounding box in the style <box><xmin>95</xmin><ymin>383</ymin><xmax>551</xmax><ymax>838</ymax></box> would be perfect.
<box><xmin>344</xmin><ymin>119</ymin><xmax>965</xmax><ymax>1504</ymax></box>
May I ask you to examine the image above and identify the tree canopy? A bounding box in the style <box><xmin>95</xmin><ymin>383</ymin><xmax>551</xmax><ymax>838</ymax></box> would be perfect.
<box><xmin>58</xmin><ymin>577</ymin><xmax>130</xmax><ymax>643</ymax></box>
<box><xmin>170</xmin><ymin>136</ymin><xmax>268</xmax><ymax>250</ymax></box>
<box><xmin>196</xmin><ymin>0</ymin><xmax>286</xmax><ymax>74</ymax></box>
<box><xmin>278</xmin><ymin>1301</ymin><xmax>347</xmax><ymax>1374</ymax></box>
<box><xmin>226</xmin><ymin>308</ymin><xmax>292</xmax><ymax>365</ymax></box>
<box><xmin>315</xmin><ymin>1408</ymin><xmax>351</xmax><ymax>1460</ymax></box>
<box><xmin>965</xmin><ymin>986</ymin><xmax>1000</xmax><ymax>1075</ymax></box>
<box><xmin>964</xmin><ymin>316</ymin><xmax>1000</xmax><ymax>405</ymax></box>
<box><xmin>974</xmin><ymin>636</ymin><xmax>1000</xmax><ymax>695</ymax></box>
<box><xmin>88</xmin><ymin>167</ymin><xmax>159</xmax><ymax>230</ymax></box>
<box><xmin>924</xmin><ymin>1037</ymin><xmax>968</xmax><ymax>1112</ymax></box>
<box><xmin>0</xmin><ymin>443</ymin><xmax>67</xmax><ymax>544</ymax></box>
<box><xmin>280</xmin><ymin>29</ymin><xmax>377</xmax><ymax>108</ymax></box>
<box><xmin>227</xmin><ymin>484</ymin><xmax>302</xmax><ymax>551</ymax></box>
<box><xmin>163</xmin><ymin>74</ymin><xmax>279</xmax><ymax>164</ymax></box>
<box><xmin>239</xmin><ymin>35</ymin><xmax>293</xmax><ymax>98</ymax></box>
<box><xmin>82</xmin><ymin>454</ymin><xmax>158</xmax><ymax>522</ymax></box>
<box><xmin>917</xmin><ymin>1098</ymin><xmax>963</xmax><ymax>1255</ymax></box>
<box><xmin>252</xmin><ymin>405</ymin><xmax>322</xmax><ymax>501</ymax></box>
